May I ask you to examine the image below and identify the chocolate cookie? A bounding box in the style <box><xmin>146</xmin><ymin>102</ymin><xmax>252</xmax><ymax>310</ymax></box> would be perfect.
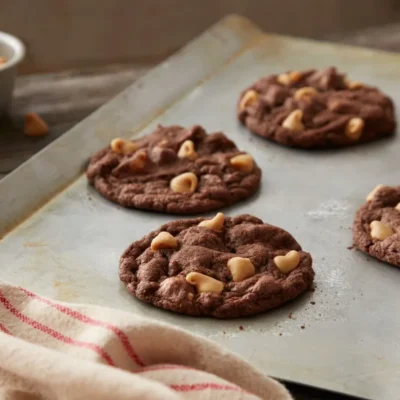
<box><xmin>87</xmin><ymin>125</ymin><xmax>261</xmax><ymax>214</ymax></box>
<box><xmin>238</xmin><ymin>67</ymin><xmax>396</xmax><ymax>148</ymax></box>
<box><xmin>353</xmin><ymin>185</ymin><xmax>400</xmax><ymax>267</ymax></box>
<box><xmin>119</xmin><ymin>213</ymin><xmax>314</xmax><ymax>318</ymax></box>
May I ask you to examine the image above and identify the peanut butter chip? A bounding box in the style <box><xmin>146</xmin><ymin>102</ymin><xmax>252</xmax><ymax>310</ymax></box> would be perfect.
<box><xmin>24</xmin><ymin>113</ymin><xmax>49</xmax><ymax>137</ymax></box>
<box><xmin>366</xmin><ymin>184</ymin><xmax>385</xmax><ymax>201</ymax></box>
<box><xmin>395</xmin><ymin>202</ymin><xmax>400</xmax><ymax>212</ymax></box>
<box><xmin>186</xmin><ymin>272</ymin><xmax>224</xmax><ymax>293</ymax></box>
<box><xmin>130</xmin><ymin>151</ymin><xmax>147</xmax><ymax>172</ymax></box>
<box><xmin>345</xmin><ymin>118</ymin><xmax>364</xmax><ymax>141</ymax></box>
<box><xmin>345</xmin><ymin>79</ymin><xmax>365</xmax><ymax>90</ymax></box>
<box><xmin>230</xmin><ymin>154</ymin><xmax>254</xmax><ymax>173</ymax></box>
<box><xmin>151</xmin><ymin>232</ymin><xmax>178</xmax><ymax>251</ymax></box>
<box><xmin>370</xmin><ymin>221</ymin><xmax>393</xmax><ymax>241</ymax></box>
<box><xmin>170</xmin><ymin>172</ymin><xmax>198</xmax><ymax>193</ymax></box>
<box><xmin>111</xmin><ymin>138</ymin><xmax>137</xmax><ymax>154</ymax></box>
<box><xmin>178</xmin><ymin>140</ymin><xmax>198</xmax><ymax>160</ymax></box>
<box><xmin>239</xmin><ymin>90</ymin><xmax>258</xmax><ymax>111</ymax></box>
<box><xmin>274</xmin><ymin>250</ymin><xmax>301</xmax><ymax>274</ymax></box>
<box><xmin>227</xmin><ymin>257</ymin><xmax>255</xmax><ymax>282</ymax></box>
<box><xmin>198</xmin><ymin>212</ymin><xmax>225</xmax><ymax>231</ymax></box>
<box><xmin>277</xmin><ymin>71</ymin><xmax>302</xmax><ymax>86</ymax></box>
<box><xmin>294</xmin><ymin>87</ymin><xmax>318</xmax><ymax>101</ymax></box>
<box><xmin>282</xmin><ymin>110</ymin><xmax>304</xmax><ymax>131</ymax></box>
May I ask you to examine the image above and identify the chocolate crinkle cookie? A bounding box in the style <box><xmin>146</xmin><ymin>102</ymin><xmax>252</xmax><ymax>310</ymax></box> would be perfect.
<box><xmin>87</xmin><ymin>125</ymin><xmax>261</xmax><ymax>214</ymax></box>
<box><xmin>237</xmin><ymin>67</ymin><xmax>396</xmax><ymax>148</ymax></box>
<box><xmin>353</xmin><ymin>185</ymin><xmax>400</xmax><ymax>267</ymax></box>
<box><xmin>119</xmin><ymin>213</ymin><xmax>314</xmax><ymax>318</ymax></box>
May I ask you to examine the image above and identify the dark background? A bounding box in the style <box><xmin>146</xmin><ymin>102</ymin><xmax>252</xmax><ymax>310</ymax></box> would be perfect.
<box><xmin>1</xmin><ymin>0</ymin><xmax>400</xmax><ymax>73</ymax></box>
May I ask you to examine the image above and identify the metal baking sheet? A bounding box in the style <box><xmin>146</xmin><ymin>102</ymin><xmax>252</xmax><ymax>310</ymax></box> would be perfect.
<box><xmin>1</xmin><ymin>15</ymin><xmax>399</xmax><ymax>400</ymax></box>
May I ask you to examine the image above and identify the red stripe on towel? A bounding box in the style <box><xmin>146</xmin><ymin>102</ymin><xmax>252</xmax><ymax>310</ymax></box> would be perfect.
<box><xmin>170</xmin><ymin>382</ymin><xmax>243</xmax><ymax>393</ymax></box>
<box><xmin>18</xmin><ymin>287</ymin><xmax>145</xmax><ymax>367</ymax></box>
<box><xmin>0</xmin><ymin>290</ymin><xmax>115</xmax><ymax>366</ymax></box>
<box><xmin>0</xmin><ymin>322</ymin><xmax>11</xmax><ymax>335</ymax></box>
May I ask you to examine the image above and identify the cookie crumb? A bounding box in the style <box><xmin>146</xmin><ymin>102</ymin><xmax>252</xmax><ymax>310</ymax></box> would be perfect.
<box><xmin>301</xmin><ymin>325</ymin><xmax>305</xmax><ymax>329</ymax></box>
<box><xmin>239</xmin><ymin>325</ymin><xmax>244</xmax><ymax>331</ymax></box>
<box><xmin>310</xmin><ymin>301</ymin><xmax>316</xmax><ymax>305</ymax></box>
<box><xmin>347</xmin><ymin>245</ymin><xmax>354</xmax><ymax>250</ymax></box>
<box><xmin>279</xmin><ymin>333</ymin><xmax>282</xmax><ymax>336</ymax></box>
<box><xmin>288</xmin><ymin>312</ymin><xmax>295</xmax><ymax>319</ymax></box>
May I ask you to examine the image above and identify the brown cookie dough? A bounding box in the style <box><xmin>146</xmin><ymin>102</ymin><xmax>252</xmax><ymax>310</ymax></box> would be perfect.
<box><xmin>119</xmin><ymin>213</ymin><xmax>314</xmax><ymax>318</ymax></box>
<box><xmin>87</xmin><ymin>125</ymin><xmax>261</xmax><ymax>214</ymax></box>
<box><xmin>238</xmin><ymin>67</ymin><xmax>396</xmax><ymax>149</ymax></box>
<box><xmin>353</xmin><ymin>185</ymin><xmax>400</xmax><ymax>267</ymax></box>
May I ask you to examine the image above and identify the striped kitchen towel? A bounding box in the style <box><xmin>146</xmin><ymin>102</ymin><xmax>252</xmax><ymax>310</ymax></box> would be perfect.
<box><xmin>0</xmin><ymin>282</ymin><xmax>292</xmax><ymax>400</ymax></box>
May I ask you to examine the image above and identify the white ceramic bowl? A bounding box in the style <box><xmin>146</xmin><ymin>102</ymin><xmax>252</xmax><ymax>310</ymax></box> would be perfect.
<box><xmin>0</xmin><ymin>32</ymin><xmax>25</xmax><ymax>116</ymax></box>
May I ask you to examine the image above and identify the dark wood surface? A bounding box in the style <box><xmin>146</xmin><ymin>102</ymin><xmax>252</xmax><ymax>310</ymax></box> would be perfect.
<box><xmin>1</xmin><ymin>24</ymin><xmax>398</xmax><ymax>399</ymax></box>
<box><xmin>0</xmin><ymin>64</ymin><xmax>150</xmax><ymax>180</ymax></box>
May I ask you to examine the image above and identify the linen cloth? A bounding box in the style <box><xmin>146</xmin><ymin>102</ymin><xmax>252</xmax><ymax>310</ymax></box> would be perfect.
<box><xmin>0</xmin><ymin>282</ymin><xmax>292</xmax><ymax>400</ymax></box>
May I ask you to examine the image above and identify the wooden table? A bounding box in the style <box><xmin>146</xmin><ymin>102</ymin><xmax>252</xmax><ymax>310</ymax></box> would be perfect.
<box><xmin>0</xmin><ymin>64</ymin><xmax>150</xmax><ymax>180</ymax></box>
<box><xmin>2</xmin><ymin>24</ymin><xmax>399</xmax><ymax>399</ymax></box>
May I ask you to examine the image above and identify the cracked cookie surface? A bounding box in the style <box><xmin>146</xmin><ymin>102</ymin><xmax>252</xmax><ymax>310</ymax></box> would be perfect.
<box><xmin>353</xmin><ymin>185</ymin><xmax>400</xmax><ymax>267</ymax></box>
<box><xmin>238</xmin><ymin>67</ymin><xmax>396</xmax><ymax>148</ymax></box>
<box><xmin>87</xmin><ymin>125</ymin><xmax>261</xmax><ymax>214</ymax></box>
<box><xmin>119</xmin><ymin>214</ymin><xmax>314</xmax><ymax>318</ymax></box>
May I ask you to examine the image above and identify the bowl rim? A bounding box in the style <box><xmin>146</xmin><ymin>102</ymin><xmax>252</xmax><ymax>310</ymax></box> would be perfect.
<box><xmin>0</xmin><ymin>31</ymin><xmax>25</xmax><ymax>70</ymax></box>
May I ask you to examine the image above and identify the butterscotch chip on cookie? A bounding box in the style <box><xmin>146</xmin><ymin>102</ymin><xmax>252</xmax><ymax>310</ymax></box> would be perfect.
<box><xmin>87</xmin><ymin>125</ymin><xmax>261</xmax><ymax>214</ymax></box>
<box><xmin>119</xmin><ymin>214</ymin><xmax>314</xmax><ymax>318</ymax></box>
<box><xmin>353</xmin><ymin>185</ymin><xmax>400</xmax><ymax>267</ymax></box>
<box><xmin>238</xmin><ymin>67</ymin><xmax>396</xmax><ymax>148</ymax></box>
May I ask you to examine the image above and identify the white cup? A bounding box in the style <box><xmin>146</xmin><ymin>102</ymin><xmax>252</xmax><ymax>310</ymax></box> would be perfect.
<box><xmin>0</xmin><ymin>32</ymin><xmax>25</xmax><ymax>116</ymax></box>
